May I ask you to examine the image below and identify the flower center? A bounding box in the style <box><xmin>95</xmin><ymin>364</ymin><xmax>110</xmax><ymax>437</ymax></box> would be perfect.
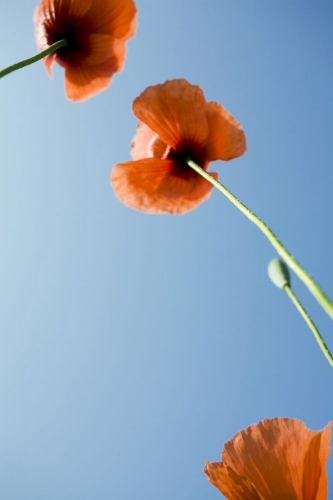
<box><xmin>164</xmin><ymin>139</ymin><xmax>209</xmax><ymax>177</ymax></box>
<box><xmin>44</xmin><ymin>14</ymin><xmax>93</xmax><ymax>66</ymax></box>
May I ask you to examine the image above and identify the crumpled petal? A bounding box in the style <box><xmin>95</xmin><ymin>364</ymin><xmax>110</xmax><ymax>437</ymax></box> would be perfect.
<box><xmin>205</xmin><ymin>101</ymin><xmax>247</xmax><ymax>161</ymax></box>
<box><xmin>204</xmin><ymin>462</ymin><xmax>261</xmax><ymax>500</ymax></box>
<box><xmin>68</xmin><ymin>0</ymin><xmax>93</xmax><ymax>18</ymax></box>
<box><xmin>111</xmin><ymin>158</ymin><xmax>218</xmax><ymax>214</ymax></box>
<box><xmin>204</xmin><ymin>418</ymin><xmax>332</xmax><ymax>500</ymax></box>
<box><xmin>85</xmin><ymin>0</ymin><xmax>137</xmax><ymax>39</ymax></box>
<box><xmin>64</xmin><ymin>60</ymin><xmax>117</xmax><ymax>101</ymax></box>
<box><xmin>132</xmin><ymin>79</ymin><xmax>209</xmax><ymax>150</ymax></box>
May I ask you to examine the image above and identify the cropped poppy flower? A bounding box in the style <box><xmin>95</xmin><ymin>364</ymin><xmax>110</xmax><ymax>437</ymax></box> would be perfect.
<box><xmin>34</xmin><ymin>0</ymin><xmax>137</xmax><ymax>101</ymax></box>
<box><xmin>204</xmin><ymin>418</ymin><xmax>332</xmax><ymax>500</ymax></box>
<box><xmin>111</xmin><ymin>79</ymin><xmax>246</xmax><ymax>214</ymax></box>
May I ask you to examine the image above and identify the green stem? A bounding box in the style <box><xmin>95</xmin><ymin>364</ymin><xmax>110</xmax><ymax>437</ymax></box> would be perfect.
<box><xmin>186</xmin><ymin>158</ymin><xmax>333</xmax><ymax>319</ymax></box>
<box><xmin>0</xmin><ymin>39</ymin><xmax>68</xmax><ymax>79</ymax></box>
<box><xmin>283</xmin><ymin>284</ymin><xmax>333</xmax><ymax>367</ymax></box>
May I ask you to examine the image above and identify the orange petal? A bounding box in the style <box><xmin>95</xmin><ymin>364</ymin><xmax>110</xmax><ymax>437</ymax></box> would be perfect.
<box><xmin>205</xmin><ymin>101</ymin><xmax>247</xmax><ymax>161</ymax></box>
<box><xmin>85</xmin><ymin>0</ymin><xmax>137</xmax><ymax>39</ymax></box>
<box><xmin>68</xmin><ymin>0</ymin><xmax>93</xmax><ymax>18</ymax></box>
<box><xmin>132</xmin><ymin>79</ymin><xmax>209</xmax><ymax>151</ymax></box>
<box><xmin>204</xmin><ymin>462</ymin><xmax>261</xmax><ymax>500</ymax></box>
<box><xmin>63</xmin><ymin>30</ymin><xmax>130</xmax><ymax>100</ymax></box>
<box><xmin>85</xmin><ymin>34</ymin><xmax>115</xmax><ymax>64</ymax></box>
<box><xmin>204</xmin><ymin>418</ymin><xmax>332</xmax><ymax>500</ymax></box>
<box><xmin>302</xmin><ymin>422</ymin><xmax>332</xmax><ymax>500</ymax></box>
<box><xmin>64</xmin><ymin>54</ymin><xmax>120</xmax><ymax>101</ymax></box>
<box><xmin>111</xmin><ymin>158</ymin><xmax>217</xmax><ymax>214</ymax></box>
<box><xmin>43</xmin><ymin>0</ymin><xmax>93</xmax><ymax>18</ymax></box>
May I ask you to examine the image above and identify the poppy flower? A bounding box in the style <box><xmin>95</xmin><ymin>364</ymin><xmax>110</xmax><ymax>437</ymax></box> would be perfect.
<box><xmin>111</xmin><ymin>79</ymin><xmax>246</xmax><ymax>214</ymax></box>
<box><xmin>34</xmin><ymin>0</ymin><xmax>137</xmax><ymax>101</ymax></box>
<box><xmin>204</xmin><ymin>418</ymin><xmax>332</xmax><ymax>500</ymax></box>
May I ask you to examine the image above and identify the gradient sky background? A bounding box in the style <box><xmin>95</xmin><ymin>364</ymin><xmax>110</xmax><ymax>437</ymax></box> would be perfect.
<box><xmin>1</xmin><ymin>1</ymin><xmax>333</xmax><ymax>499</ymax></box>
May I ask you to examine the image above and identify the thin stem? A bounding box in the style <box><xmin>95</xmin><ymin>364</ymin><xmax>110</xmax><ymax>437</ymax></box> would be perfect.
<box><xmin>186</xmin><ymin>158</ymin><xmax>333</xmax><ymax>319</ymax></box>
<box><xmin>283</xmin><ymin>284</ymin><xmax>333</xmax><ymax>367</ymax></box>
<box><xmin>0</xmin><ymin>39</ymin><xmax>68</xmax><ymax>79</ymax></box>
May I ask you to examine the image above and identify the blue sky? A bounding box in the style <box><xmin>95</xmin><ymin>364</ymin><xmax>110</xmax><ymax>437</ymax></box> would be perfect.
<box><xmin>1</xmin><ymin>1</ymin><xmax>333</xmax><ymax>499</ymax></box>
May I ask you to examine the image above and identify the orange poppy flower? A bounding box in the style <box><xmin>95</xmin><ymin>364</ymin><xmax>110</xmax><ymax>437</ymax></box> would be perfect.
<box><xmin>204</xmin><ymin>418</ymin><xmax>332</xmax><ymax>500</ymax></box>
<box><xmin>111</xmin><ymin>79</ymin><xmax>246</xmax><ymax>214</ymax></box>
<box><xmin>34</xmin><ymin>0</ymin><xmax>137</xmax><ymax>101</ymax></box>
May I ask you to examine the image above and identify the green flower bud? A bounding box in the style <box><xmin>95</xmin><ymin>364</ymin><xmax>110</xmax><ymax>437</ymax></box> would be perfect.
<box><xmin>268</xmin><ymin>258</ymin><xmax>290</xmax><ymax>289</ymax></box>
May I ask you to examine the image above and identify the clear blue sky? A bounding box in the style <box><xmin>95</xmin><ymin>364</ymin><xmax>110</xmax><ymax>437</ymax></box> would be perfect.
<box><xmin>1</xmin><ymin>1</ymin><xmax>333</xmax><ymax>499</ymax></box>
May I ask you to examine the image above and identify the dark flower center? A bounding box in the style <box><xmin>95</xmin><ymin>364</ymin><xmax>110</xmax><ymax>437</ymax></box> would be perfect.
<box><xmin>165</xmin><ymin>139</ymin><xmax>209</xmax><ymax>179</ymax></box>
<box><xmin>44</xmin><ymin>13</ymin><xmax>93</xmax><ymax>66</ymax></box>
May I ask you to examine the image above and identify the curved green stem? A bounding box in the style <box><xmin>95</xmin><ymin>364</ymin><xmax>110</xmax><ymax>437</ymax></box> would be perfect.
<box><xmin>186</xmin><ymin>158</ymin><xmax>333</xmax><ymax>319</ymax></box>
<box><xmin>0</xmin><ymin>39</ymin><xmax>68</xmax><ymax>79</ymax></box>
<box><xmin>283</xmin><ymin>284</ymin><xmax>333</xmax><ymax>367</ymax></box>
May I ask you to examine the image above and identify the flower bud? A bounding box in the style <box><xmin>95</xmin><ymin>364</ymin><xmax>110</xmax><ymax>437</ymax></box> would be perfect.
<box><xmin>268</xmin><ymin>258</ymin><xmax>290</xmax><ymax>289</ymax></box>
